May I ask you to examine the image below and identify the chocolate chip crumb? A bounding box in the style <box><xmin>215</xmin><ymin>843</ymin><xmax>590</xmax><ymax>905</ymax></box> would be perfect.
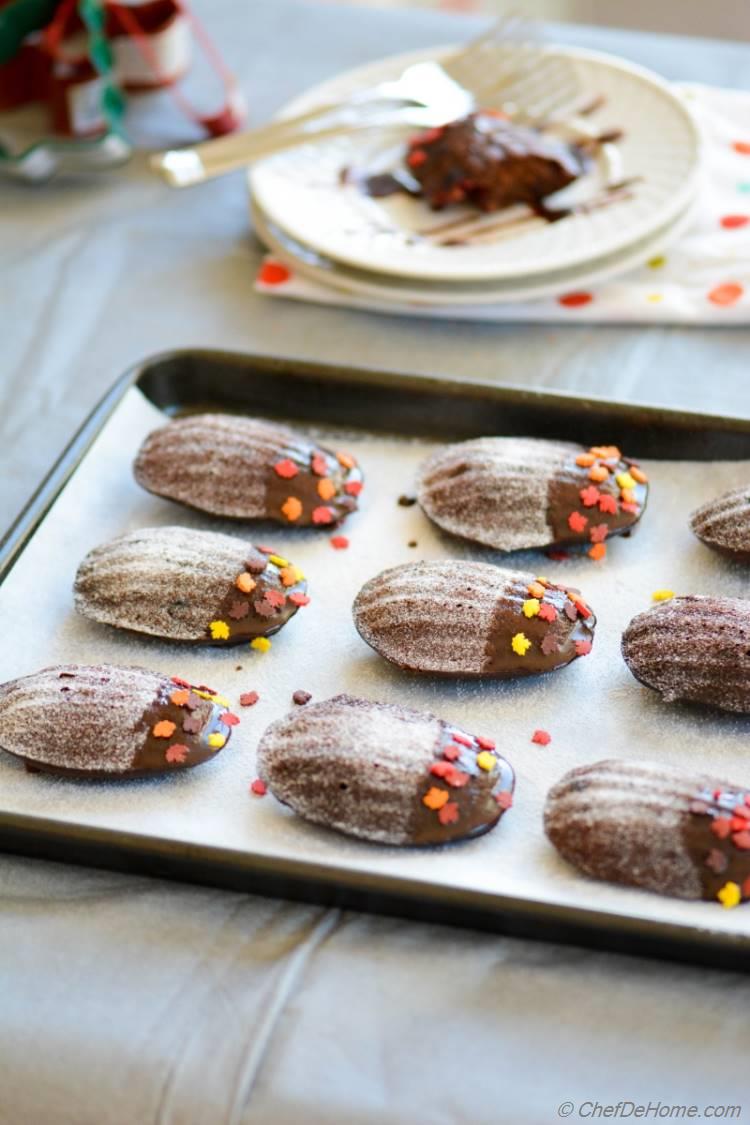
<box><xmin>408</xmin><ymin>540</ymin><xmax>418</xmax><ymax>548</ymax></box>
<box><xmin>398</xmin><ymin>494</ymin><xmax>417</xmax><ymax>507</ymax></box>
<box><xmin>292</xmin><ymin>690</ymin><xmax>312</xmax><ymax>706</ymax></box>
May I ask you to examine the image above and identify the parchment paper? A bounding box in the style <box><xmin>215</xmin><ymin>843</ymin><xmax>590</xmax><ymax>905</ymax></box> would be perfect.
<box><xmin>2</xmin><ymin>386</ymin><xmax>750</xmax><ymax>941</ymax></box>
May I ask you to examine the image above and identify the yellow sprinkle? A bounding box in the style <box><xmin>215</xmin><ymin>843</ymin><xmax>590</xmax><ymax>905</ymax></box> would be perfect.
<box><xmin>615</xmin><ymin>471</ymin><xmax>636</xmax><ymax>491</ymax></box>
<box><xmin>522</xmin><ymin>598</ymin><xmax>541</xmax><ymax>619</ymax></box>
<box><xmin>652</xmin><ymin>589</ymin><xmax>675</xmax><ymax>602</ymax></box>
<box><xmin>535</xmin><ymin>576</ymin><xmax>549</xmax><ymax>586</ymax></box>
<box><xmin>211</xmin><ymin>694</ymin><xmax>231</xmax><ymax>708</ymax></box>
<box><xmin>646</xmin><ymin>293</ymin><xmax>663</xmax><ymax>303</ymax></box>
<box><xmin>193</xmin><ymin>689</ymin><xmax>212</xmax><ymax>700</ymax></box>
<box><xmin>511</xmin><ymin>632</ymin><xmax>531</xmax><ymax>657</ymax></box>
<box><xmin>207</xmin><ymin>733</ymin><xmax>226</xmax><ymax>750</ymax></box>
<box><xmin>268</xmin><ymin>555</ymin><xmax>289</xmax><ymax>568</ymax></box>
<box><xmin>251</xmin><ymin>637</ymin><xmax>272</xmax><ymax>653</ymax></box>
<box><xmin>209</xmin><ymin>620</ymin><xmax>230</xmax><ymax>641</ymax></box>
<box><xmin>718</xmin><ymin>881</ymin><xmax>742</xmax><ymax>909</ymax></box>
<box><xmin>476</xmin><ymin>751</ymin><xmax>496</xmax><ymax>772</ymax></box>
<box><xmin>647</xmin><ymin>255</ymin><xmax>666</xmax><ymax>269</ymax></box>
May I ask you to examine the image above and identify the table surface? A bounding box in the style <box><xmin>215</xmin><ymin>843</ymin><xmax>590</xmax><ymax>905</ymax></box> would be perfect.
<box><xmin>1</xmin><ymin>3</ymin><xmax>749</xmax><ymax>1121</ymax></box>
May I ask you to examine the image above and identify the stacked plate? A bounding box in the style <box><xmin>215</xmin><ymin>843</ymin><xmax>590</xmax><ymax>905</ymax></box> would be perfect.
<box><xmin>249</xmin><ymin>44</ymin><xmax>702</xmax><ymax>306</ymax></box>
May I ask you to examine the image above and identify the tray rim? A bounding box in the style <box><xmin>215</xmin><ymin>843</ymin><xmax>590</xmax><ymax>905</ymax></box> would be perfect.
<box><xmin>3</xmin><ymin>346</ymin><xmax>750</xmax><ymax>970</ymax></box>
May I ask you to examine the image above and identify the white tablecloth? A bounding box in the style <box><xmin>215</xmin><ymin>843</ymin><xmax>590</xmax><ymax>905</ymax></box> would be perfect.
<box><xmin>1</xmin><ymin>3</ymin><xmax>749</xmax><ymax>1121</ymax></box>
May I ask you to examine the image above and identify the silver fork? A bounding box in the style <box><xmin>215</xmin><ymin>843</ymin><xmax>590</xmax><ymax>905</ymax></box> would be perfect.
<box><xmin>151</xmin><ymin>22</ymin><xmax>581</xmax><ymax>189</ymax></box>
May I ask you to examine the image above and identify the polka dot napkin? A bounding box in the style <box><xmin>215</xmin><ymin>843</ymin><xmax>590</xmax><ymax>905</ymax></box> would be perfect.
<box><xmin>255</xmin><ymin>84</ymin><xmax>750</xmax><ymax>323</ymax></box>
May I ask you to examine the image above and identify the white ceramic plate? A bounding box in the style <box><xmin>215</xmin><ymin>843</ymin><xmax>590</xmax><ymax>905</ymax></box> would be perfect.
<box><xmin>251</xmin><ymin>190</ymin><xmax>698</xmax><ymax>306</ymax></box>
<box><xmin>249</xmin><ymin>45</ymin><xmax>701</xmax><ymax>284</ymax></box>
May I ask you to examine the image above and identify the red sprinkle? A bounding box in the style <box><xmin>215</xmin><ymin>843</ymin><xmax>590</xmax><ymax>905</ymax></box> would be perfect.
<box><xmin>732</xmin><ymin>831</ymin><xmax>750</xmax><ymax>850</ymax></box>
<box><xmin>430</xmin><ymin>761</ymin><xmax>453</xmax><ymax>779</ymax></box>
<box><xmin>575</xmin><ymin>640</ymin><xmax>593</xmax><ymax>656</ymax></box>
<box><xmin>558</xmin><ymin>292</ymin><xmax>593</xmax><ymax>308</ymax></box>
<box><xmin>407</xmin><ymin>149</ymin><xmax>428</xmax><ymax>168</ymax></box>
<box><xmin>451</xmin><ymin>733</ymin><xmax>473</xmax><ymax>748</ymax></box>
<box><xmin>712</xmin><ymin>817</ymin><xmax>732</xmax><ymax>839</ymax></box>
<box><xmin>273</xmin><ymin>458</ymin><xmax>299</xmax><ymax>479</ymax></box>
<box><xmin>621</xmin><ymin>502</ymin><xmax>639</xmax><ymax>514</ymax></box>
<box><xmin>250</xmin><ymin>779</ymin><xmax>267</xmax><ymax>796</ymax></box>
<box><xmin>240</xmin><ymin>691</ymin><xmax>260</xmax><ymax>707</ymax></box>
<box><xmin>258</xmin><ymin>545</ymin><xmax>275</xmax><ymax>555</ymax></box>
<box><xmin>438</xmin><ymin>801</ymin><xmax>460</xmax><ymax>826</ymax></box>
<box><xmin>598</xmin><ymin>494</ymin><xmax>618</xmax><ymax>515</ymax></box>
<box><xmin>330</xmin><ymin>536</ymin><xmax>349</xmax><ymax>550</ymax></box>
<box><xmin>443</xmin><ymin>745</ymin><xmax>461</xmax><ymax>762</ymax></box>
<box><xmin>265</xmin><ymin>588</ymin><xmax>286</xmax><ymax>608</ymax></box>
<box><xmin>579</xmin><ymin>485</ymin><xmax>601</xmax><ymax>507</ymax></box>
<box><xmin>538</xmin><ymin>603</ymin><xmax>557</xmax><ymax>622</ymax></box>
<box><xmin>495</xmin><ymin>791</ymin><xmax>513</xmax><ymax>810</ymax></box>
<box><xmin>531</xmin><ymin>729</ymin><xmax>551</xmax><ymax>746</ymax></box>
<box><xmin>445</xmin><ymin>768</ymin><xmax>470</xmax><ymax>789</ymax></box>
<box><xmin>220</xmin><ymin>712</ymin><xmax>240</xmax><ymax>726</ymax></box>
<box><xmin>171</xmin><ymin>676</ymin><xmax>190</xmax><ymax>688</ymax></box>
<box><xmin>311</xmin><ymin>453</ymin><xmax>328</xmax><ymax>476</ymax></box>
<box><xmin>589</xmin><ymin>523</ymin><xmax>609</xmax><ymax>544</ymax></box>
<box><xmin>165</xmin><ymin>744</ymin><xmax>189</xmax><ymax>764</ymax></box>
<box><xmin>344</xmin><ymin>480</ymin><xmax>363</xmax><ymax>496</ymax></box>
<box><xmin>312</xmin><ymin>506</ymin><xmax>334</xmax><ymax>525</ymax></box>
<box><xmin>475</xmin><ymin>735</ymin><xmax>495</xmax><ymax>751</ymax></box>
<box><xmin>288</xmin><ymin>592</ymin><xmax>311</xmax><ymax>607</ymax></box>
<box><xmin>568</xmin><ymin>511</ymin><xmax>588</xmax><ymax>534</ymax></box>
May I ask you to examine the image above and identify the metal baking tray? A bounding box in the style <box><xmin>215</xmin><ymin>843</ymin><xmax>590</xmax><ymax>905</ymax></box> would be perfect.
<box><xmin>3</xmin><ymin>348</ymin><xmax>750</xmax><ymax>969</ymax></box>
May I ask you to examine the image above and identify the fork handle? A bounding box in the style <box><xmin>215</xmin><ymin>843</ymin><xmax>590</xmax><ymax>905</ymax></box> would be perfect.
<box><xmin>150</xmin><ymin>96</ymin><xmax>418</xmax><ymax>188</ymax></box>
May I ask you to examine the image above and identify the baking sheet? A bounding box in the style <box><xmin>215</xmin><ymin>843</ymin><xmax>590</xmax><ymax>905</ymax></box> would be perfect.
<box><xmin>2</xmin><ymin>382</ymin><xmax>750</xmax><ymax>945</ymax></box>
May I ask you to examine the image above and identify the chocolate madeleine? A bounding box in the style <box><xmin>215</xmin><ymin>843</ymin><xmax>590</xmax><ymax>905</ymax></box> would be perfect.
<box><xmin>256</xmin><ymin>694</ymin><xmax>514</xmax><ymax>845</ymax></box>
<box><xmin>133</xmin><ymin>414</ymin><xmax>363</xmax><ymax>526</ymax></box>
<box><xmin>74</xmin><ymin>527</ymin><xmax>309</xmax><ymax>647</ymax></box>
<box><xmin>0</xmin><ymin>664</ymin><xmax>235</xmax><ymax>778</ymax></box>
<box><xmin>691</xmin><ymin>487</ymin><xmax>750</xmax><ymax>562</ymax></box>
<box><xmin>545</xmin><ymin>759</ymin><xmax>750</xmax><ymax>907</ymax></box>
<box><xmin>416</xmin><ymin>437</ymin><xmax>648</xmax><ymax>557</ymax></box>
<box><xmin>353</xmin><ymin>562</ymin><xmax>595</xmax><ymax>677</ymax></box>
<box><xmin>622</xmin><ymin>596</ymin><xmax>750</xmax><ymax>713</ymax></box>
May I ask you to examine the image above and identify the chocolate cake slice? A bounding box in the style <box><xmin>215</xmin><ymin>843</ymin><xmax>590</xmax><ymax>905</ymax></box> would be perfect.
<box><xmin>406</xmin><ymin>113</ymin><xmax>585</xmax><ymax>213</ymax></box>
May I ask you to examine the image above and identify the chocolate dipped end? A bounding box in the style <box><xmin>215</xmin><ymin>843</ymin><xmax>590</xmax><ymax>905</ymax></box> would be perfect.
<box><xmin>266</xmin><ymin>442</ymin><xmax>363</xmax><ymax>529</ymax></box>
<box><xmin>545</xmin><ymin>759</ymin><xmax>750</xmax><ymax>906</ymax></box>
<box><xmin>546</xmin><ymin>446</ymin><xmax>649</xmax><ymax>554</ymax></box>
<box><xmin>209</xmin><ymin>547</ymin><xmax>308</xmax><ymax>646</ymax></box>
<box><xmin>410</xmin><ymin>722</ymin><xmax>514</xmax><ymax>845</ymax></box>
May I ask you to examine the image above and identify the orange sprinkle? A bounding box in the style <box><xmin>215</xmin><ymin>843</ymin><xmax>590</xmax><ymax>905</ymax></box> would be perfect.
<box><xmin>588</xmin><ymin>464</ymin><xmax>609</xmax><ymax>483</ymax></box>
<box><xmin>153</xmin><ymin>720</ymin><xmax>176</xmax><ymax>738</ymax></box>
<box><xmin>235</xmin><ymin>573</ymin><xmax>256</xmax><ymax>593</ymax></box>
<box><xmin>630</xmin><ymin>466</ymin><xmax>648</xmax><ymax>484</ymax></box>
<box><xmin>527</xmin><ymin>581</ymin><xmax>546</xmax><ymax>599</ymax></box>
<box><xmin>588</xmin><ymin>543</ymin><xmax>607</xmax><ymax>561</ymax></box>
<box><xmin>591</xmin><ymin>445</ymin><xmax>621</xmax><ymax>460</ymax></box>
<box><xmin>170</xmin><ymin>689</ymin><xmax>190</xmax><ymax>707</ymax></box>
<box><xmin>620</xmin><ymin>488</ymin><xmax>636</xmax><ymax>504</ymax></box>
<box><xmin>317</xmin><ymin>478</ymin><xmax>336</xmax><ymax>501</ymax></box>
<box><xmin>337</xmin><ymin>452</ymin><xmax>356</xmax><ymax>469</ymax></box>
<box><xmin>279</xmin><ymin>566</ymin><xmax>301</xmax><ymax>587</ymax></box>
<box><xmin>576</xmin><ymin>453</ymin><xmax>596</xmax><ymax>468</ymax></box>
<box><xmin>281</xmin><ymin>496</ymin><xmax>303</xmax><ymax>522</ymax></box>
<box><xmin>422</xmin><ymin>787</ymin><xmax>449</xmax><ymax>811</ymax></box>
